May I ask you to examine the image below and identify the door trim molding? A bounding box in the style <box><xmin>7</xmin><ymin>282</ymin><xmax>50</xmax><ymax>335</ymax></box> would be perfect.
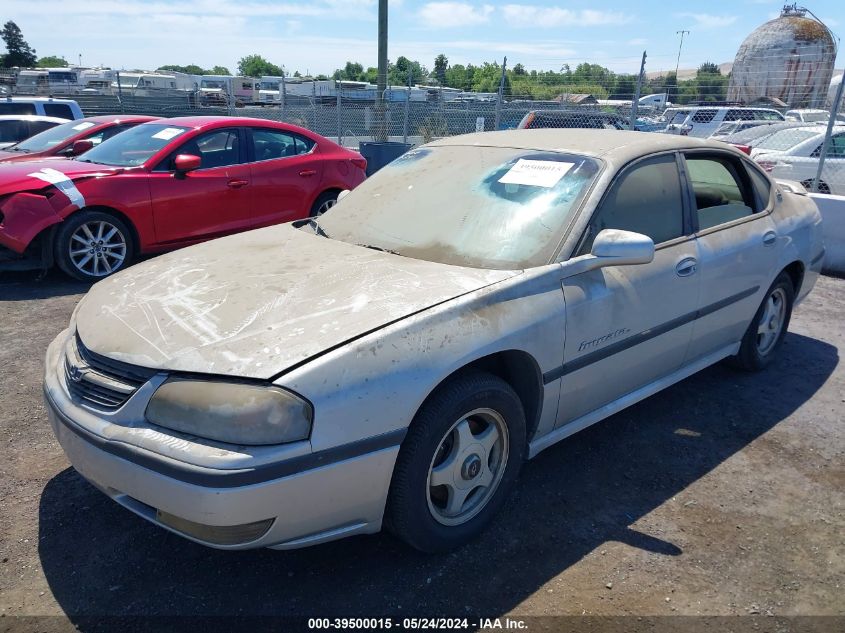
<box><xmin>542</xmin><ymin>285</ymin><xmax>759</xmax><ymax>384</ymax></box>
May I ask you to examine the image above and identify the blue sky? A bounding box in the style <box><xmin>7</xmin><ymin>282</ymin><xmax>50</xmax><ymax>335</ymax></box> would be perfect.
<box><xmin>3</xmin><ymin>0</ymin><xmax>842</xmax><ymax>76</ymax></box>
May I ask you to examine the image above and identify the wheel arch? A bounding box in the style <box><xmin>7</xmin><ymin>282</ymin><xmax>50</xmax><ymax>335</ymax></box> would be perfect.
<box><xmin>413</xmin><ymin>349</ymin><xmax>545</xmax><ymax>446</ymax></box>
<box><xmin>782</xmin><ymin>260</ymin><xmax>805</xmax><ymax>295</ymax></box>
<box><xmin>66</xmin><ymin>205</ymin><xmax>141</xmax><ymax>254</ymax></box>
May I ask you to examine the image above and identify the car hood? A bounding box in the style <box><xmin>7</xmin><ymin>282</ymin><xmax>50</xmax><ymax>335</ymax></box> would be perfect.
<box><xmin>0</xmin><ymin>158</ymin><xmax>121</xmax><ymax>196</ymax></box>
<box><xmin>75</xmin><ymin>223</ymin><xmax>519</xmax><ymax>380</ymax></box>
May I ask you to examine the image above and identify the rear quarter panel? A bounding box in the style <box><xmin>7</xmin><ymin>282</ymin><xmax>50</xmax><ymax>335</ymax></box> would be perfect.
<box><xmin>771</xmin><ymin>186</ymin><xmax>824</xmax><ymax>303</ymax></box>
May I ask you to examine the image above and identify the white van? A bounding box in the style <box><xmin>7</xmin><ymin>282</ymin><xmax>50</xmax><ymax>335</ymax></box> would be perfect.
<box><xmin>662</xmin><ymin>106</ymin><xmax>784</xmax><ymax>137</ymax></box>
<box><xmin>0</xmin><ymin>97</ymin><xmax>83</xmax><ymax>120</ymax></box>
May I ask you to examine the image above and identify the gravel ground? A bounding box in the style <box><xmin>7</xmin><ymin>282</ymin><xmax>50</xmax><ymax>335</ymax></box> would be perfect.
<box><xmin>0</xmin><ymin>270</ymin><xmax>842</xmax><ymax>630</ymax></box>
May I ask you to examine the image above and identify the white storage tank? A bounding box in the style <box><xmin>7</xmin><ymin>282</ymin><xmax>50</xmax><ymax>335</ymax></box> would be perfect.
<box><xmin>728</xmin><ymin>4</ymin><xmax>837</xmax><ymax>109</ymax></box>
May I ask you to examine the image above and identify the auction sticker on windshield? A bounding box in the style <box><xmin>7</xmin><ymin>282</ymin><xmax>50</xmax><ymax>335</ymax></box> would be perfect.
<box><xmin>151</xmin><ymin>127</ymin><xmax>186</xmax><ymax>141</ymax></box>
<box><xmin>71</xmin><ymin>122</ymin><xmax>96</xmax><ymax>131</ymax></box>
<box><xmin>498</xmin><ymin>159</ymin><xmax>574</xmax><ymax>188</ymax></box>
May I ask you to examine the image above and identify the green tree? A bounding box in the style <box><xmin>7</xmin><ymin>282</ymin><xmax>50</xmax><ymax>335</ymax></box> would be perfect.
<box><xmin>1</xmin><ymin>21</ymin><xmax>37</xmax><ymax>68</ymax></box>
<box><xmin>389</xmin><ymin>56</ymin><xmax>427</xmax><ymax>86</ymax></box>
<box><xmin>694</xmin><ymin>62</ymin><xmax>727</xmax><ymax>102</ymax></box>
<box><xmin>211</xmin><ymin>65</ymin><xmax>231</xmax><ymax>75</ymax></box>
<box><xmin>433</xmin><ymin>53</ymin><xmax>448</xmax><ymax>85</ymax></box>
<box><xmin>37</xmin><ymin>55</ymin><xmax>67</xmax><ymax>68</ymax></box>
<box><xmin>333</xmin><ymin>61</ymin><xmax>364</xmax><ymax>81</ymax></box>
<box><xmin>612</xmin><ymin>74</ymin><xmax>637</xmax><ymax>99</ymax></box>
<box><xmin>512</xmin><ymin>63</ymin><xmax>526</xmax><ymax>76</ymax></box>
<box><xmin>293</xmin><ymin>70</ymin><xmax>302</xmax><ymax>77</ymax></box>
<box><xmin>237</xmin><ymin>55</ymin><xmax>282</xmax><ymax>77</ymax></box>
<box><xmin>159</xmin><ymin>64</ymin><xmax>207</xmax><ymax>75</ymax></box>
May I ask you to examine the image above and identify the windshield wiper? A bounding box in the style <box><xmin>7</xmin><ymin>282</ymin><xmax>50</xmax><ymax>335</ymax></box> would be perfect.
<box><xmin>356</xmin><ymin>243</ymin><xmax>400</xmax><ymax>255</ymax></box>
<box><xmin>306</xmin><ymin>218</ymin><xmax>330</xmax><ymax>238</ymax></box>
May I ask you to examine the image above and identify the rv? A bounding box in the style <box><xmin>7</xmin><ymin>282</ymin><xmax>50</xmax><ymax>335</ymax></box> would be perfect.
<box><xmin>113</xmin><ymin>71</ymin><xmax>197</xmax><ymax>96</ymax></box>
<box><xmin>199</xmin><ymin>76</ymin><xmax>258</xmax><ymax>106</ymax></box>
<box><xmin>15</xmin><ymin>68</ymin><xmax>83</xmax><ymax>95</ymax></box>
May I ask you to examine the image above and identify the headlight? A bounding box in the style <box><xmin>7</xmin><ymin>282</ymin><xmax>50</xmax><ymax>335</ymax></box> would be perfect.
<box><xmin>145</xmin><ymin>378</ymin><xmax>313</xmax><ymax>445</ymax></box>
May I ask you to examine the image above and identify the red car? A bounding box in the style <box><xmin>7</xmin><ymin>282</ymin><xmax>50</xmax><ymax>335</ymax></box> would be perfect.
<box><xmin>0</xmin><ymin>115</ymin><xmax>160</xmax><ymax>163</ymax></box>
<box><xmin>0</xmin><ymin>116</ymin><xmax>367</xmax><ymax>279</ymax></box>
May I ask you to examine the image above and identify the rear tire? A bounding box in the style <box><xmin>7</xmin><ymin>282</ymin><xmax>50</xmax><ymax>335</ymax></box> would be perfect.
<box><xmin>309</xmin><ymin>191</ymin><xmax>339</xmax><ymax>217</ymax></box>
<box><xmin>728</xmin><ymin>272</ymin><xmax>794</xmax><ymax>371</ymax></box>
<box><xmin>801</xmin><ymin>179</ymin><xmax>830</xmax><ymax>194</ymax></box>
<box><xmin>386</xmin><ymin>371</ymin><xmax>526</xmax><ymax>552</ymax></box>
<box><xmin>55</xmin><ymin>210</ymin><xmax>135</xmax><ymax>281</ymax></box>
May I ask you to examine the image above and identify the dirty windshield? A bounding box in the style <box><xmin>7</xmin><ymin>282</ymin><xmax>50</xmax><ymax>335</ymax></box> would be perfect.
<box><xmin>318</xmin><ymin>145</ymin><xmax>601</xmax><ymax>269</ymax></box>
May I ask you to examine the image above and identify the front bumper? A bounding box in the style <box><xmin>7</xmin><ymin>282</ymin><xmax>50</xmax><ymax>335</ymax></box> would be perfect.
<box><xmin>43</xmin><ymin>331</ymin><xmax>401</xmax><ymax>550</ymax></box>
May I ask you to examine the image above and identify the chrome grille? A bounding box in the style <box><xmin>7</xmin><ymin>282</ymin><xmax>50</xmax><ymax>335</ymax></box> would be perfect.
<box><xmin>63</xmin><ymin>335</ymin><xmax>157</xmax><ymax>410</ymax></box>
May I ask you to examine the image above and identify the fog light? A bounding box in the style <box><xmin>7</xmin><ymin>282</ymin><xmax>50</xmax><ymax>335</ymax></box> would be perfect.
<box><xmin>156</xmin><ymin>510</ymin><xmax>273</xmax><ymax>545</ymax></box>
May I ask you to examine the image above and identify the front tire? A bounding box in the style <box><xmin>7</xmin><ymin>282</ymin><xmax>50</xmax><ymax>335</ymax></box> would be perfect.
<box><xmin>729</xmin><ymin>272</ymin><xmax>794</xmax><ymax>371</ymax></box>
<box><xmin>55</xmin><ymin>210</ymin><xmax>134</xmax><ymax>281</ymax></box>
<box><xmin>386</xmin><ymin>371</ymin><xmax>526</xmax><ymax>552</ymax></box>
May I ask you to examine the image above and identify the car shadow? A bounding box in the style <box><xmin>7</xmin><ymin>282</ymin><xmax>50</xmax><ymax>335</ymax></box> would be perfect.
<box><xmin>0</xmin><ymin>270</ymin><xmax>92</xmax><ymax>301</ymax></box>
<box><xmin>37</xmin><ymin>332</ymin><xmax>837</xmax><ymax>621</ymax></box>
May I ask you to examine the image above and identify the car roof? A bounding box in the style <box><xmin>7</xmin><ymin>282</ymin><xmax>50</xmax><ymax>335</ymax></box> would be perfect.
<box><xmin>142</xmin><ymin>116</ymin><xmax>299</xmax><ymax>129</ymax></box>
<box><xmin>0</xmin><ymin>115</ymin><xmax>68</xmax><ymax>123</ymax></box>
<box><xmin>429</xmin><ymin>129</ymin><xmax>740</xmax><ymax>161</ymax></box>
<box><xmin>0</xmin><ymin>97</ymin><xmax>79</xmax><ymax>104</ymax></box>
<box><xmin>82</xmin><ymin>115</ymin><xmax>161</xmax><ymax>124</ymax></box>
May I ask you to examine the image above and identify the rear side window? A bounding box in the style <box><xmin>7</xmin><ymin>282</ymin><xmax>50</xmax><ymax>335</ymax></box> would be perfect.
<box><xmin>43</xmin><ymin>103</ymin><xmax>75</xmax><ymax>119</ymax></box>
<box><xmin>0</xmin><ymin>103</ymin><xmax>36</xmax><ymax>115</ymax></box>
<box><xmin>691</xmin><ymin>109</ymin><xmax>717</xmax><ymax>123</ymax></box>
<box><xmin>581</xmin><ymin>154</ymin><xmax>685</xmax><ymax>252</ymax></box>
<box><xmin>28</xmin><ymin>121</ymin><xmax>58</xmax><ymax>135</ymax></box>
<box><xmin>251</xmin><ymin>128</ymin><xmax>313</xmax><ymax>161</ymax></box>
<box><xmin>686</xmin><ymin>156</ymin><xmax>757</xmax><ymax>230</ymax></box>
<box><xmin>0</xmin><ymin>120</ymin><xmax>28</xmax><ymax>143</ymax></box>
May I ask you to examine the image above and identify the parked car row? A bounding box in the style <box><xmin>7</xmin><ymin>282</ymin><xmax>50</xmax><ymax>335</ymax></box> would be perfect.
<box><xmin>0</xmin><ymin>116</ymin><xmax>367</xmax><ymax>278</ymax></box>
<box><xmin>42</xmin><ymin>129</ymin><xmax>824</xmax><ymax>553</ymax></box>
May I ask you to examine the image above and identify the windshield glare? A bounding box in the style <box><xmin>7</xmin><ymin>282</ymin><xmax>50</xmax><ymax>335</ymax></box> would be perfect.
<box><xmin>317</xmin><ymin>146</ymin><xmax>601</xmax><ymax>270</ymax></box>
<box><xmin>14</xmin><ymin>119</ymin><xmax>97</xmax><ymax>152</ymax></box>
<box><xmin>77</xmin><ymin>123</ymin><xmax>189</xmax><ymax>166</ymax></box>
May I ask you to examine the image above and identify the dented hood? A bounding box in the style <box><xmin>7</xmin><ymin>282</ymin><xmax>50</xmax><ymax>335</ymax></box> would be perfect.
<box><xmin>75</xmin><ymin>224</ymin><xmax>518</xmax><ymax>380</ymax></box>
<box><xmin>0</xmin><ymin>158</ymin><xmax>121</xmax><ymax>196</ymax></box>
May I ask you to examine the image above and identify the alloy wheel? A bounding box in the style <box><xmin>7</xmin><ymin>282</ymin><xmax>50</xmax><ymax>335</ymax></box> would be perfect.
<box><xmin>68</xmin><ymin>220</ymin><xmax>127</xmax><ymax>277</ymax></box>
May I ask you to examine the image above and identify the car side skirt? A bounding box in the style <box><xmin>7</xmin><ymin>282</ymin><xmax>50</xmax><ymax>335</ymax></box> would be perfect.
<box><xmin>528</xmin><ymin>342</ymin><xmax>740</xmax><ymax>459</ymax></box>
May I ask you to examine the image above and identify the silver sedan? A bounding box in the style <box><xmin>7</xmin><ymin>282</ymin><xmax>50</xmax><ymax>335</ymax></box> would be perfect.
<box><xmin>44</xmin><ymin>130</ymin><xmax>825</xmax><ymax>552</ymax></box>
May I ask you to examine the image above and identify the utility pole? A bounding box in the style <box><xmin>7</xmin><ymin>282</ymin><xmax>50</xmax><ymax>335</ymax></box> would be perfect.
<box><xmin>669</xmin><ymin>30</ymin><xmax>689</xmax><ymax>105</ymax></box>
<box><xmin>630</xmin><ymin>51</ymin><xmax>647</xmax><ymax>131</ymax></box>
<box><xmin>376</xmin><ymin>0</ymin><xmax>388</xmax><ymax>141</ymax></box>
<box><xmin>494</xmin><ymin>56</ymin><xmax>507</xmax><ymax>131</ymax></box>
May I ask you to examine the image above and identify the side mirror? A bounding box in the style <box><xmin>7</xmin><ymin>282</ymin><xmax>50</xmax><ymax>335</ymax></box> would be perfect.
<box><xmin>589</xmin><ymin>229</ymin><xmax>655</xmax><ymax>268</ymax></box>
<box><xmin>174</xmin><ymin>154</ymin><xmax>201</xmax><ymax>173</ymax></box>
<box><xmin>70</xmin><ymin>139</ymin><xmax>94</xmax><ymax>156</ymax></box>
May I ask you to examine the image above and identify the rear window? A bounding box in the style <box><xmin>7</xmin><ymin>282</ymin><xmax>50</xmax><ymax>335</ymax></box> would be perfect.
<box><xmin>756</xmin><ymin>128</ymin><xmax>819</xmax><ymax>151</ymax></box>
<box><xmin>43</xmin><ymin>103</ymin><xmax>75</xmax><ymax>119</ymax></box>
<box><xmin>0</xmin><ymin>103</ymin><xmax>37</xmax><ymax>115</ymax></box>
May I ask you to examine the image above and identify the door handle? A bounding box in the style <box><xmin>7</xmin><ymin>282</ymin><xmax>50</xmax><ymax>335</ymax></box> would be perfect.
<box><xmin>762</xmin><ymin>231</ymin><xmax>778</xmax><ymax>246</ymax></box>
<box><xmin>675</xmin><ymin>257</ymin><xmax>698</xmax><ymax>277</ymax></box>
<box><xmin>299</xmin><ymin>169</ymin><xmax>317</xmax><ymax>177</ymax></box>
<box><xmin>227</xmin><ymin>179</ymin><xmax>249</xmax><ymax>189</ymax></box>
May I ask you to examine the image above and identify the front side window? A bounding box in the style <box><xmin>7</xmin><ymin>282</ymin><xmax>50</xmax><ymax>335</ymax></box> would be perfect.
<box><xmin>251</xmin><ymin>128</ymin><xmax>314</xmax><ymax>161</ymax></box>
<box><xmin>686</xmin><ymin>155</ymin><xmax>757</xmax><ymax>230</ymax></box>
<box><xmin>163</xmin><ymin>129</ymin><xmax>242</xmax><ymax>170</ymax></box>
<box><xmin>580</xmin><ymin>154</ymin><xmax>685</xmax><ymax>253</ymax></box>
